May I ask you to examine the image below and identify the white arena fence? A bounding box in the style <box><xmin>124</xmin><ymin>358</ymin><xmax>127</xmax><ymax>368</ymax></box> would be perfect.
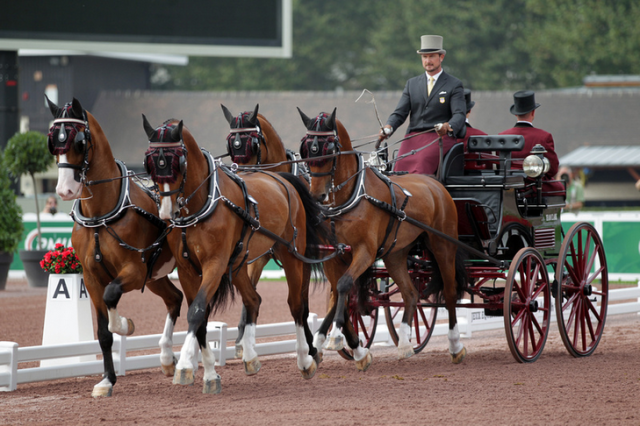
<box><xmin>1</xmin><ymin>282</ymin><xmax>638</xmax><ymax>392</ymax></box>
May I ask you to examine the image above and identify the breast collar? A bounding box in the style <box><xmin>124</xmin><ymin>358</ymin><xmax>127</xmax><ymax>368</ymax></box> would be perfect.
<box><xmin>323</xmin><ymin>154</ymin><xmax>367</xmax><ymax>218</ymax></box>
<box><xmin>171</xmin><ymin>148</ymin><xmax>221</xmax><ymax>228</ymax></box>
<box><xmin>71</xmin><ymin>159</ymin><xmax>131</xmax><ymax>228</ymax></box>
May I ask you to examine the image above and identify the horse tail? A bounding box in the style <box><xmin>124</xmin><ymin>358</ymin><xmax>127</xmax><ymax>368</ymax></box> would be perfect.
<box><xmin>277</xmin><ymin>172</ymin><xmax>334</xmax><ymax>276</ymax></box>
<box><xmin>421</xmin><ymin>246</ymin><xmax>467</xmax><ymax>301</ymax></box>
<box><xmin>209</xmin><ymin>272</ymin><xmax>236</xmax><ymax>315</ymax></box>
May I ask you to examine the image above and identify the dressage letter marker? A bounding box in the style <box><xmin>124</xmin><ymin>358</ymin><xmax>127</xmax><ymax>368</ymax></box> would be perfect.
<box><xmin>41</xmin><ymin>274</ymin><xmax>96</xmax><ymax>367</ymax></box>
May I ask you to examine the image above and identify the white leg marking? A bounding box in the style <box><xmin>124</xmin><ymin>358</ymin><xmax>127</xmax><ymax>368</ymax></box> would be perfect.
<box><xmin>158</xmin><ymin>314</ymin><xmax>175</xmax><ymax>367</ymax></box>
<box><xmin>176</xmin><ymin>332</ymin><xmax>199</xmax><ymax>371</ymax></box>
<box><xmin>397</xmin><ymin>322</ymin><xmax>412</xmax><ymax>348</ymax></box>
<box><xmin>200</xmin><ymin>342</ymin><xmax>218</xmax><ymax>382</ymax></box>
<box><xmin>241</xmin><ymin>324</ymin><xmax>258</xmax><ymax>363</ymax></box>
<box><xmin>295</xmin><ymin>325</ymin><xmax>313</xmax><ymax>371</ymax></box>
<box><xmin>313</xmin><ymin>331</ymin><xmax>326</xmax><ymax>352</ymax></box>
<box><xmin>351</xmin><ymin>344</ymin><xmax>369</xmax><ymax>362</ymax></box>
<box><xmin>448</xmin><ymin>323</ymin><xmax>464</xmax><ymax>355</ymax></box>
<box><xmin>328</xmin><ymin>322</ymin><xmax>343</xmax><ymax>340</ymax></box>
<box><xmin>107</xmin><ymin>308</ymin><xmax>130</xmax><ymax>335</ymax></box>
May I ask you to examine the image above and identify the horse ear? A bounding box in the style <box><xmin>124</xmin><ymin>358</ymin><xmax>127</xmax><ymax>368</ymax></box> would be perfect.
<box><xmin>142</xmin><ymin>114</ymin><xmax>156</xmax><ymax>140</ymax></box>
<box><xmin>297</xmin><ymin>107</ymin><xmax>313</xmax><ymax>129</ymax></box>
<box><xmin>247</xmin><ymin>104</ymin><xmax>259</xmax><ymax>124</ymax></box>
<box><xmin>71</xmin><ymin>98</ymin><xmax>84</xmax><ymax>118</ymax></box>
<box><xmin>221</xmin><ymin>104</ymin><xmax>235</xmax><ymax>125</ymax></box>
<box><xmin>171</xmin><ymin>120</ymin><xmax>184</xmax><ymax>141</ymax></box>
<box><xmin>327</xmin><ymin>107</ymin><xmax>337</xmax><ymax>131</ymax></box>
<box><xmin>46</xmin><ymin>94</ymin><xmax>60</xmax><ymax>117</ymax></box>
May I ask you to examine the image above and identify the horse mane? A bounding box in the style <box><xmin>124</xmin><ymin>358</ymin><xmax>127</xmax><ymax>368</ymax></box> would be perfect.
<box><xmin>334</xmin><ymin>118</ymin><xmax>353</xmax><ymax>150</ymax></box>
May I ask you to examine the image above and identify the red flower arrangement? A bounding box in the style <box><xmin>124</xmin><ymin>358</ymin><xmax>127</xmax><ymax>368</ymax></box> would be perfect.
<box><xmin>40</xmin><ymin>243</ymin><xmax>83</xmax><ymax>274</ymax></box>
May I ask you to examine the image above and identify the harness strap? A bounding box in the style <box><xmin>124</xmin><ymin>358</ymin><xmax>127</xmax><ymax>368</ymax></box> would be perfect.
<box><xmin>93</xmin><ymin>232</ymin><xmax>115</xmax><ymax>281</ymax></box>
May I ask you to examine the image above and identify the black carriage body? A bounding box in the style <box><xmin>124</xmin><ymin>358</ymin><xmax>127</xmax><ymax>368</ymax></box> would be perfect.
<box><xmin>442</xmin><ymin>137</ymin><xmax>565</xmax><ymax>260</ymax></box>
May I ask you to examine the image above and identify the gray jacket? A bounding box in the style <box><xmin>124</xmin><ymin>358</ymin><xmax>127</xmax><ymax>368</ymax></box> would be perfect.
<box><xmin>386</xmin><ymin>71</ymin><xmax>466</xmax><ymax>138</ymax></box>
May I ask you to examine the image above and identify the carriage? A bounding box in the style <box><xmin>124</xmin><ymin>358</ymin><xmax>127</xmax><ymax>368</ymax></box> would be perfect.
<box><xmin>336</xmin><ymin>134</ymin><xmax>608</xmax><ymax>363</ymax></box>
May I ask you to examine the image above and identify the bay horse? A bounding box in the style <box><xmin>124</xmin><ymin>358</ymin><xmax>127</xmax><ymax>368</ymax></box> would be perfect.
<box><xmin>221</xmin><ymin>103</ymin><xmax>309</xmax><ymax>357</ymax></box>
<box><xmin>298</xmin><ymin>108</ymin><xmax>467</xmax><ymax>367</ymax></box>
<box><xmin>142</xmin><ymin>115</ymin><xmax>326</xmax><ymax>394</ymax></box>
<box><xmin>47</xmin><ymin>97</ymin><xmax>183</xmax><ymax>398</ymax></box>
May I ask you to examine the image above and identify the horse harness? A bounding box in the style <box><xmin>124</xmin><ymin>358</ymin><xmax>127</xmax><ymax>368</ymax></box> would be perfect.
<box><xmin>70</xmin><ymin>160</ymin><xmax>171</xmax><ymax>282</ymax></box>
<box><xmin>300</xmin><ymin>126</ymin><xmax>411</xmax><ymax>259</ymax></box>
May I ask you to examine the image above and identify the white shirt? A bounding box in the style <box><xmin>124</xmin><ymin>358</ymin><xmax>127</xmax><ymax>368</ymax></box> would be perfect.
<box><xmin>426</xmin><ymin>69</ymin><xmax>443</xmax><ymax>85</ymax></box>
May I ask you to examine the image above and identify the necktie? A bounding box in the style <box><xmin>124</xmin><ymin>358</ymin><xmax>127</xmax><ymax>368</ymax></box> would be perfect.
<box><xmin>428</xmin><ymin>77</ymin><xmax>434</xmax><ymax>96</ymax></box>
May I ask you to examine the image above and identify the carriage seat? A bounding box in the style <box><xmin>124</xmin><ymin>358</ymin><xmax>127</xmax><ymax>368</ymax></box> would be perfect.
<box><xmin>466</xmin><ymin>135</ymin><xmax>525</xmax><ymax>176</ymax></box>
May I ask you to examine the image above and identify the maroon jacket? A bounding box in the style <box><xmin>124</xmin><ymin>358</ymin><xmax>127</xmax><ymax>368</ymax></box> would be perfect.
<box><xmin>499</xmin><ymin>122</ymin><xmax>559</xmax><ymax>179</ymax></box>
<box><xmin>458</xmin><ymin>123</ymin><xmax>488</xmax><ymax>151</ymax></box>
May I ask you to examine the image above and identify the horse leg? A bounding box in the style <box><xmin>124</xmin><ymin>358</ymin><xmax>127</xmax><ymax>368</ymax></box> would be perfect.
<box><xmin>384</xmin><ymin>250</ymin><xmax>420</xmax><ymax>360</ymax></box>
<box><xmin>235</xmin><ymin>256</ymin><xmax>268</xmax><ymax>359</ymax></box>
<box><xmin>433</xmin><ymin>243</ymin><xmax>466</xmax><ymax>364</ymax></box>
<box><xmin>341</xmin><ymin>308</ymin><xmax>374</xmax><ymax>372</ymax></box>
<box><xmin>279</xmin><ymin>253</ymin><xmax>317</xmax><ymax>379</ymax></box>
<box><xmin>103</xmin><ymin>277</ymin><xmax>135</xmax><ymax>336</ymax></box>
<box><xmin>325</xmin><ymin>248</ymin><xmax>374</xmax><ymax>352</ymax></box>
<box><xmin>174</xmin><ymin>274</ymin><xmax>222</xmax><ymax>386</ymax></box>
<box><xmin>313</xmin><ymin>258</ymin><xmax>344</xmax><ymax>354</ymax></box>
<box><xmin>146</xmin><ymin>276</ymin><xmax>184</xmax><ymax>377</ymax></box>
<box><xmin>92</xmin><ymin>311</ymin><xmax>117</xmax><ymax>397</ymax></box>
<box><xmin>313</xmin><ymin>291</ymin><xmax>336</xmax><ymax>361</ymax></box>
<box><xmin>231</xmin><ymin>269</ymin><xmax>262</xmax><ymax>376</ymax></box>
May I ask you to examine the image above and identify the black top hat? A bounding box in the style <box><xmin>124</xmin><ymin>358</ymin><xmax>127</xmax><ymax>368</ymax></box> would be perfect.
<box><xmin>464</xmin><ymin>88</ymin><xmax>475</xmax><ymax>113</ymax></box>
<box><xmin>510</xmin><ymin>90</ymin><xmax>540</xmax><ymax>115</ymax></box>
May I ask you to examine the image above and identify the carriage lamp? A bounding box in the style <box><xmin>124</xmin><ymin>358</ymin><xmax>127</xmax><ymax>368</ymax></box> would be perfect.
<box><xmin>523</xmin><ymin>144</ymin><xmax>550</xmax><ymax>178</ymax></box>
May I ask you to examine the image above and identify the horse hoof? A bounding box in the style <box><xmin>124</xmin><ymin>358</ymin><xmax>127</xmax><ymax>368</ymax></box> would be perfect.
<box><xmin>300</xmin><ymin>360</ymin><xmax>317</xmax><ymax>380</ymax></box>
<box><xmin>355</xmin><ymin>350</ymin><xmax>373</xmax><ymax>372</ymax></box>
<box><xmin>203</xmin><ymin>375</ymin><xmax>222</xmax><ymax>394</ymax></box>
<box><xmin>91</xmin><ymin>384</ymin><xmax>113</xmax><ymax>398</ymax></box>
<box><xmin>325</xmin><ymin>336</ymin><xmax>344</xmax><ymax>351</ymax></box>
<box><xmin>235</xmin><ymin>344</ymin><xmax>243</xmax><ymax>359</ymax></box>
<box><xmin>244</xmin><ymin>357</ymin><xmax>261</xmax><ymax>376</ymax></box>
<box><xmin>397</xmin><ymin>345</ymin><xmax>415</xmax><ymax>360</ymax></box>
<box><xmin>173</xmin><ymin>368</ymin><xmax>195</xmax><ymax>385</ymax></box>
<box><xmin>126</xmin><ymin>318</ymin><xmax>135</xmax><ymax>336</ymax></box>
<box><xmin>313</xmin><ymin>351</ymin><xmax>323</xmax><ymax>366</ymax></box>
<box><xmin>451</xmin><ymin>347</ymin><xmax>467</xmax><ymax>364</ymax></box>
<box><xmin>161</xmin><ymin>362</ymin><xmax>176</xmax><ymax>377</ymax></box>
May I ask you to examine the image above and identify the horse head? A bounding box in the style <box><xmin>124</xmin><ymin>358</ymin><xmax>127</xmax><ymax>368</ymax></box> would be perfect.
<box><xmin>221</xmin><ymin>103</ymin><xmax>266</xmax><ymax>165</ymax></box>
<box><xmin>142</xmin><ymin>115</ymin><xmax>186</xmax><ymax>220</ymax></box>
<box><xmin>297</xmin><ymin>107</ymin><xmax>343</xmax><ymax>203</ymax></box>
<box><xmin>46</xmin><ymin>96</ymin><xmax>94</xmax><ymax>201</ymax></box>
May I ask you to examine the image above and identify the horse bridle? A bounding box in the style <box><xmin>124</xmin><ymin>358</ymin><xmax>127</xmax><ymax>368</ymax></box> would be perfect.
<box><xmin>226</xmin><ymin>113</ymin><xmax>265</xmax><ymax>164</ymax></box>
<box><xmin>47</xmin><ymin>106</ymin><xmax>92</xmax><ymax>184</ymax></box>
<box><xmin>144</xmin><ymin>140</ymin><xmax>187</xmax><ymax>199</ymax></box>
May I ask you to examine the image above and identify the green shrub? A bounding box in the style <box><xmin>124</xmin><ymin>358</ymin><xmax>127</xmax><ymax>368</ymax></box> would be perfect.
<box><xmin>0</xmin><ymin>149</ymin><xmax>24</xmax><ymax>253</ymax></box>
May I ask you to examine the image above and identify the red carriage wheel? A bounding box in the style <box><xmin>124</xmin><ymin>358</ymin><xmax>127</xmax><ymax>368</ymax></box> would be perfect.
<box><xmin>338</xmin><ymin>277</ymin><xmax>379</xmax><ymax>361</ymax></box>
<box><xmin>383</xmin><ymin>277</ymin><xmax>438</xmax><ymax>354</ymax></box>
<box><xmin>504</xmin><ymin>247</ymin><xmax>551</xmax><ymax>363</ymax></box>
<box><xmin>555</xmin><ymin>222</ymin><xmax>608</xmax><ymax>357</ymax></box>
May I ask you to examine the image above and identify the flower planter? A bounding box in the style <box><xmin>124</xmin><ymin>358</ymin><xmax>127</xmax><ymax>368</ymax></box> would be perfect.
<box><xmin>41</xmin><ymin>273</ymin><xmax>95</xmax><ymax>366</ymax></box>
<box><xmin>0</xmin><ymin>252</ymin><xmax>14</xmax><ymax>291</ymax></box>
<box><xmin>19</xmin><ymin>249</ymin><xmax>50</xmax><ymax>288</ymax></box>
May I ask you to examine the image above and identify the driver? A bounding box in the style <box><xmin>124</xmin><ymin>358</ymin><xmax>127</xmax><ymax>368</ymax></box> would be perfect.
<box><xmin>378</xmin><ymin>34</ymin><xmax>466</xmax><ymax>175</ymax></box>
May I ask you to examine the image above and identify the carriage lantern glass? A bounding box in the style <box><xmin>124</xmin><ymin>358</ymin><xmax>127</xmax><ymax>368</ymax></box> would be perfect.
<box><xmin>523</xmin><ymin>144</ymin><xmax>549</xmax><ymax>178</ymax></box>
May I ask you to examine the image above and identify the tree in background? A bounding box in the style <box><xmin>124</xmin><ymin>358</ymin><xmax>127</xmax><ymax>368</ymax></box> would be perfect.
<box><xmin>3</xmin><ymin>131</ymin><xmax>54</xmax><ymax>251</ymax></box>
<box><xmin>152</xmin><ymin>0</ymin><xmax>640</xmax><ymax>92</ymax></box>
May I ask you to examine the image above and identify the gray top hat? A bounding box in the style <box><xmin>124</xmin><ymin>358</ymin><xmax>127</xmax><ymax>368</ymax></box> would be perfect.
<box><xmin>510</xmin><ymin>90</ymin><xmax>540</xmax><ymax>115</ymax></box>
<box><xmin>464</xmin><ymin>88</ymin><xmax>475</xmax><ymax>113</ymax></box>
<box><xmin>417</xmin><ymin>35</ymin><xmax>446</xmax><ymax>54</ymax></box>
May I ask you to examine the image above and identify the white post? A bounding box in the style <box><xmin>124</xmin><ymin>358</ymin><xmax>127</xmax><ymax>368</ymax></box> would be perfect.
<box><xmin>41</xmin><ymin>274</ymin><xmax>95</xmax><ymax>366</ymax></box>
<box><xmin>0</xmin><ymin>342</ymin><xmax>18</xmax><ymax>391</ymax></box>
